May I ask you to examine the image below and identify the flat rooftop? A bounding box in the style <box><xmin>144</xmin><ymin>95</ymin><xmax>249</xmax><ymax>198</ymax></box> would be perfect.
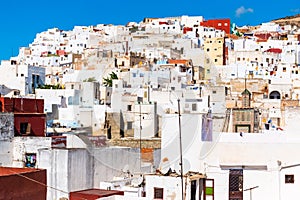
<box><xmin>70</xmin><ymin>189</ymin><xmax>124</xmax><ymax>199</ymax></box>
<box><xmin>0</xmin><ymin>167</ymin><xmax>43</xmax><ymax>176</ymax></box>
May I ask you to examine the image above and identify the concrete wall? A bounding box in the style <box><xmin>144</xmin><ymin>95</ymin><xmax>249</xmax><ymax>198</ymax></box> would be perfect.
<box><xmin>134</xmin><ymin>103</ymin><xmax>155</xmax><ymax>139</ymax></box>
<box><xmin>0</xmin><ymin>141</ymin><xmax>13</xmax><ymax>166</ymax></box>
<box><xmin>12</xmin><ymin>136</ymin><xmax>51</xmax><ymax>168</ymax></box>
<box><xmin>37</xmin><ymin>148</ymin><xmax>93</xmax><ymax>200</ymax></box>
<box><xmin>161</xmin><ymin>113</ymin><xmax>203</xmax><ymax>172</ymax></box>
<box><xmin>35</xmin><ymin>88</ymin><xmax>79</xmax><ymax>112</ymax></box>
<box><xmin>160</xmin><ymin>106</ymin><xmax>300</xmax><ymax>200</ymax></box>
<box><xmin>145</xmin><ymin>175</ymin><xmax>185</xmax><ymax>200</ymax></box>
<box><xmin>201</xmin><ymin>133</ymin><xmax>300</xmax><ymax>200</ymax></box>
<box><xmin>93</xmin><ymin>147</ymin><xmax>142</xmax><ymax>185</ymax></box>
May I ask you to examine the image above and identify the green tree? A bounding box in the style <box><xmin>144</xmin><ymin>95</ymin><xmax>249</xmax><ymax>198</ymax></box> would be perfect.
<box><xmin>83</xmin><ymin>77</ymin><xmax>96</xmax><ymax>82</ymax></box>
<box><xmin>37</xmin><ymin>84</ymin><xmax>63</xmax><ymax>89</ymax></box>
<box><xmin>103</xmin><ymin>72</ymin><xmax>118</xmax><ymax>87</ymax></box>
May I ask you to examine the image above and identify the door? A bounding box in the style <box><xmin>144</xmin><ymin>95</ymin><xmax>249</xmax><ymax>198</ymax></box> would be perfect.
<box><xmin>229</xmin><ymin>169</ymin><xmax>243</xmax><ymax>200</ymax></box>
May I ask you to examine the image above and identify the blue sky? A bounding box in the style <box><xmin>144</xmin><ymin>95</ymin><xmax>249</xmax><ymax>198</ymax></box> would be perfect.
<box><xmin>0</xmin><ymin>0</ymin><xmax>299</xmax><ymax>61</ymax></box>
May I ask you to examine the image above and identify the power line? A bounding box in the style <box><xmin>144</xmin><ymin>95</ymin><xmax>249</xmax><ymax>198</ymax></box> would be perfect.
<box><xmin>7</xmin><ymin>169</ymin><xmax>91</xmax><ymax>200</ymax></box>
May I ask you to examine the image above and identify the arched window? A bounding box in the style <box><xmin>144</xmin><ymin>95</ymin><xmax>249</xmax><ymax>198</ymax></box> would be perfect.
<box><xmin>269</xmin><ymin>91</ymin><xmax>281</xmax><ymax>99</ymax></box>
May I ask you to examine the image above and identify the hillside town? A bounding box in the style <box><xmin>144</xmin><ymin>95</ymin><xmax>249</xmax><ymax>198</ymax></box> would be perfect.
<box><xmin>0</xmin><ymin>14</ymin><xmax>300</xmax><ymax>200</ymax></box>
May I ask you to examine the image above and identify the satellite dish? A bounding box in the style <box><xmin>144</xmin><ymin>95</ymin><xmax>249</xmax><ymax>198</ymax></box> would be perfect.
<box><xmin>132</xmin><ymin>176</ymin><xmax>144</xmax><ymax>187</ymax></box>
<box><xmin>122</xmin><ymin>164</ymin><xmax>130</xmax><ymax>173</ymax></box>
<box><xmin>159</xmin><ymin>157</ymin><xmax>171</xmax><ymax>175</ymax></box>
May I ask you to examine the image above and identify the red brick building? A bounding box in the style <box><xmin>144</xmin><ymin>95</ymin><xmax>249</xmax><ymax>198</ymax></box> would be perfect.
<box><xmin>0</xmin><ymin>97</ymin><xmax>46</xmax><ymax>136</ymax></box>
<box><xmin>0</xmin><ymin>167</ymin><xmax>47</xmax><ymax>200</ymax></box>
<box><xmin>200</xmin><ymin>18</ymin><xmax>231</xmax><ymax>34</ymax></box>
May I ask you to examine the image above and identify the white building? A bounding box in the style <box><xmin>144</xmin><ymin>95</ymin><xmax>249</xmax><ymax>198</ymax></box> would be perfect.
<box><xmin>0</xmin><ymin>61</ymin><xmax>45</xmax><ymax>95</ymax></box>
<box><xmin>159</xmin><ymin>100</ymin><xmax>300</xmax><ymax>200</ymax></box>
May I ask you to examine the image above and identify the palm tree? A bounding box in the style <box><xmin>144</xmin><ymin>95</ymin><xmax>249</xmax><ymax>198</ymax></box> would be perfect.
<box><xmin>103</xmin><ymin>72</ymin><xmax>118</xmax><ymax>87</ymax></box>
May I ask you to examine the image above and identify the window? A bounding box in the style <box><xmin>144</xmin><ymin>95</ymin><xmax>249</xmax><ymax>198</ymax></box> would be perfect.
<box><xmin>283</xmin><ymin>67</ymin><xmax>286</xmax><ymax>72</ymax></box>
<box><xmin>207</xmin><ymin>48</ymin><xmax>210</xmax><ymax>52</ymax></box>
<box><xmin>154</xmin><ymin>187</ymin><xmax>163</xmax><ymax>199</ymax></box>
<box><xmin>236</xmin><ymin>111</ymin><xmax>240</xmax><ymax>121</ymax></box>
<box><xmin>14</xmin><ymin>91</ymin><xmax>20</xmax><ymax>96</ymax></box>
<box><xmin>137</xmin><ymin>97</ymin><xmax>143</xmax><ymax>103</ymax></box>
<box><xmin>241</xmin><ymin>112</ymin><xmax>245</xmax><ymax>121</ymax></box>
<box><xmin>192</xmin><ymin>103</ymin><xmax>197</xmax><ymax>111</ymax></box>
<box><xmin>127</xmin><ymin>105</ymin><xmax>132</xmax><ymax>111</ymax></box>
<box><xmin>212</xmin><ymin>90</ymin><xmax>217</xmax><ymax>94</ymax></box>
<box><xmin>285</xmin><ymin>175</ymin><xmax>294</xmax><ymax>184</ymax></box>
<box><xmin>237</xmin><ymin>57</ymin><xmax>241</xmax><ymax>61</ymax></box>
<box><xmin>214</xmin><ymin>59</ymin><xmax>218</xmax><ymax>63</ymax></box>
<box><xmin>71</xmin><ymin>84</ymin><xmax>74</xmax><ymax>89</ymax></box>
<box><xmin>127</xmin><ymin>122</ymin><xmax>133</xmax><ymax>130</ymax></box>
<box><xmin>68</xmin><ymin>96</ymin><xmax>73</xmax><ymax>105</ymax></box>
<box><xmin>20</xmin><ymin>122</ymin><xmax>31</xmax><ymax>135</ymax></box>
<box><xmin>246</xmin><ymin>112</ymin><xmax>250</xmax><ymax>121</ymax></box>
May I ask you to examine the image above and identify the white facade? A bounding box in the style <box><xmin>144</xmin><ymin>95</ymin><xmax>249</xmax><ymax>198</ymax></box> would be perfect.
<box><xmin>159</xmin><ymin>103</ymin><xmax>300</xmax><ymax>200</ymax></box>
<box><xmin>38</xmin><ymin>148</ymin><xmax>93</xmax><ymax>200</ymax></box>
<box><xmin>0</xmin><ymin>61</ymin><xmax>45</xmax><ymax>95</ymax></box>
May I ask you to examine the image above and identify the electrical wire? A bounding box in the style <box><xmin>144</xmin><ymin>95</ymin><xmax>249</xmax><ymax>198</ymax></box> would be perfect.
<box><xmin>7</xmin><ymin>169</ymin><xmax>88</xmax><ymax>200</ymax></box>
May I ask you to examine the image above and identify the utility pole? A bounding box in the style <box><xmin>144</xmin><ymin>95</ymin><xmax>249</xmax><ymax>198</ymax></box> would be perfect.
<box><xmin>139</xmin><ymin>101</ymin><xmax>142</xmax><ymax>173</ymax></box>
<box><xmin>177</xmin><ymin>99</ymin><xmax>184</xmax><ymax>200</ymax></box>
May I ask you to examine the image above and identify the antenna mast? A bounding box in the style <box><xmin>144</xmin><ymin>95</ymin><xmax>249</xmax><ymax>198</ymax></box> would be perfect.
<box><xmin>177</xmin><ymin>99</ymin><xmax>184</xmax><ymax>200</ymax></box>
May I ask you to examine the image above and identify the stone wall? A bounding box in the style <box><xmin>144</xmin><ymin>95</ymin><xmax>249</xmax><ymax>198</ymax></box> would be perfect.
<box><xmin>281</xmin><ymin>100</ymin><xmax>300</xmax><ymax>110</ymax></box>
<box><xmin>0</xmin><ymin>113</ymin><xmax>14</xmax><ymax>141</ymax></box>
<box><xmin>109</xmin><ymin>138</ymin><xmax>161</xmax><ymax>149</ymax></box>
